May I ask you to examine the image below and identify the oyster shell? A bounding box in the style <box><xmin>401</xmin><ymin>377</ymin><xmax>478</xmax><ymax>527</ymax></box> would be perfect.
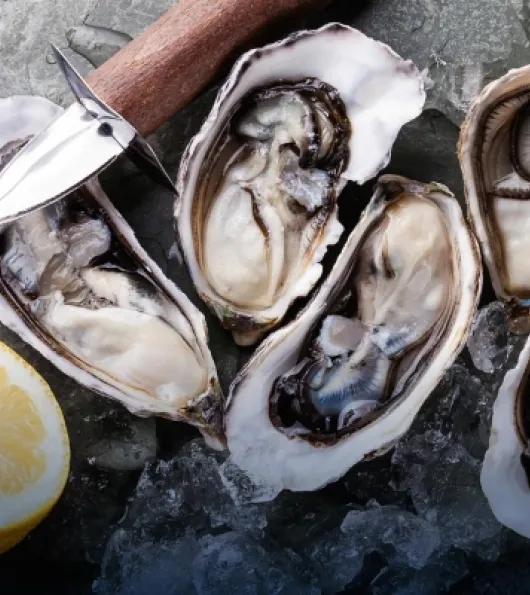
<box><xmin>225</xmin><ymin>176</ymin><xmax>481</xmax><ymax>491</ymax></box>
<box><xmin>0</xmin><ymin>96</ymin><xmax>223</xmax><ymax>445</ymax></box>
<box><xmin>459</xmin><ymin>67</ymin><xmax>530</xmax><ymax>536</ymax></box>
<box><xmin>459</xmin><ymin>64</ymin><xmax>530</xmax><ymax>330</ymax></box>
<box><xmin>176</xmin><ymin>23</ymin><xmax>425</xmax><ymax>345</ymax></box>
<box><xmin>480</xmin><ymin>335</ymin><xmax>530</xmax><ymax>538</ymax></box>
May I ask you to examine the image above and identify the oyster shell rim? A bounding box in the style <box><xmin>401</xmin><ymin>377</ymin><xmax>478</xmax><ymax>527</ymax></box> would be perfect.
<box><xmin>481</xmin><ymin>333</ymin><xmax>530</xmax><ymax>539</ymax></box>
<box><xmin>0</xmin><ymin>95</ymin><xmax>224</xmax><ymax>444</ymax></box>
<box><xmin>458</xmin><ymin>64</ymin><xmax>530</xmax><ymax>303</ymax></box>
<box><xmin>175</xmin><ymin>22</ymin><xmax>426</xmax><ymax>345</ymax></box>
<box><xmin>224</xmin><ymin>174</ymin><xmax>482</xmax><ymax>491</ymax></box>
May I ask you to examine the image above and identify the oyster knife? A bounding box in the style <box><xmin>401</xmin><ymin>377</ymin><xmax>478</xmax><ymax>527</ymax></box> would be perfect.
<box><xmin>0</xmin><ymin>47</ymin><xmax>175</xmax><ymax>224</ymax></box>
<box><xmin>0</xmin><ymin>0</ymin><xmax>330</xmax><ymax>224</ymax></box>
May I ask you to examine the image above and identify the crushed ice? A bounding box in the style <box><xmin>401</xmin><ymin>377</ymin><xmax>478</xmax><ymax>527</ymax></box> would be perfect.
<box><xmin>93</xmin><ymin>302</ymin><xmax>528</xmax><ymax>594</ymax></box>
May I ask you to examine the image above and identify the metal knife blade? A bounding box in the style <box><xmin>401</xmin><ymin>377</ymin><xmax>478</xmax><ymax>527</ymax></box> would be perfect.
<box><xmin>0</xmin><ymin>46</ymin><xmax>175</xmax><ymax>224</ymax></box>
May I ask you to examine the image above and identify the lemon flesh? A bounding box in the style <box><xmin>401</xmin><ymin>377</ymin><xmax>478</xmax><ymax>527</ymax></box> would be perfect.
<box><xmin>0</xmin><ymin>342</ymin><xmax>70</xmax><ymax>553</ymax></box>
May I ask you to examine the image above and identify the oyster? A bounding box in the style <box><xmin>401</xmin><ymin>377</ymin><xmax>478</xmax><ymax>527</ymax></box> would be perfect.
<box><xmin>225</xmin><ymin>176</ymin><xmax>481</xmax><ymax>491</ymax></box>
<box><xmin>459</xmin><ymin>64</ymin><xmax>530</xmax><ymax>331</ymax></box>
<box><xmin>0</xmin><ymin>96</ymin><xmax>222</xmax><ymax>445</ymax></box>
<box><xmin>176</xmin><ymin>23</ymin><xmax>425</xmax><ymax>345</ymax></box>
<box><xmin>459</xmin><ymin>67</ymin><xmax>530</xmax><ymax>536</ymax></box>
<box><xmin>481</xmin><ymin>336</ymin><xmax>530</xmax><ymax>538</ymax></box>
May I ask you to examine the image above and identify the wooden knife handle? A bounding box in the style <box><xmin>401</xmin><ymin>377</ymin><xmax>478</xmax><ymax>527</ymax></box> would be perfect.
<box><xmin>87</xmin><ymin>0</ymin><xmax>330</xmax><ymax>137</ymax></box>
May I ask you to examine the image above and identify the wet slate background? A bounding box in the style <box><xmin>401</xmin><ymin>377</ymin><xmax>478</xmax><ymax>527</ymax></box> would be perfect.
<box><xmin>2</xmin><ymin>0</ymin><xmax>530</xmax><ymax>594</ymax></box>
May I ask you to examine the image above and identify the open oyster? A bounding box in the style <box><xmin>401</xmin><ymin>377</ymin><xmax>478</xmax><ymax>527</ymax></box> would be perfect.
<box><xmin>176</xmin><ymin>23</ymin><xmax>425</xmax><ymax>345</ymax></box>
<box><xmin>0</xmin><ymin>96</ymin><xmax>222</xmax><ymax>445</ymax></box>
<box><xmin>459</xmin><ymin>64</ymin><xmax>530</xmax><ymax>330</ymax></box>
<box><xmin>481</xmin><ymin>336</ymin><xmax>530</xmax><ymax>538</ymax></box>
<box><xmin>225</xmin><ymin>176</ymin><xmax>481</xmax><ymax>491</ymax></box>
<box><xmin>459</xmin><ymin>66</ymin><xmax>530</xmax><ymax>535</ymax></box>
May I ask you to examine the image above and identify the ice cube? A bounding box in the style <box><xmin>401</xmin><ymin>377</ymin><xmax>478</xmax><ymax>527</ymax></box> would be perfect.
<box><xmin>219</xmin><ymin>457</ymin><xmax>282</xmax><ymax>505</ymax></box>
<box><xmin>341</xmin><ymin>503</ymin><xmax>441</xmax><ymax>569</ymax></box>
<box><xmin>191</xmin><ymin>532</ymin><xmax>319</xmax><ymax>595</ymax></box>
<box><xmin>466</xmin><ymin>302</ymin><xmax>509</xmax><ymax>374</ymax></box>
<box><xmin>304</xmin><ymin>502</ymin><xmax>441</xmax><ymax>593</ymax></box>
<box><xmin>108</xmin><ymin>440</ymin><xmax>271</xmax><ymax>538</ymax></box>
<box><xmin>306</xmin><ymin>533</ymin><xmax>364</xmax><ymax>594</ymax></box>
<box><xmin>392</xmin><ymin>435</ymin><xmax>503</xmax><ymax>557</ymax></box>
<box><xmin>177</xmin><ymin>441</ymin><xmax>270</xmax><ymax>535</ymax></box>
<box><xmin>94</xmin><ymin>529</ymin><xmax>198</xmax><ymax>595</ymax></box>
<box><xmin>127</xmin><ymin>457</ymin><xmax>185</xmax><ymax>528</ymax></box>
<box><xmin>370</xmin><ymin>549</ymin><xmax>468</xmax><ymax>595</ymax></box>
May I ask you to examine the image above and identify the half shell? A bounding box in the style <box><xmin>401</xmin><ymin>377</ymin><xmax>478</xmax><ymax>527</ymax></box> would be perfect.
<box><xmin>459</xmin><ymin>66</ymin><xmax>530</xmax><ymax>535</ymax></box>
<box><xmin>459</xmin><ymin>64</ymin><xmax>530</xmax><ymax>328</ymax></box>
<box><xmin>225</xmin><ymin>175</ymin><xmax>481</xmax><ymax>491</ymax></box>
<box><xmin>481</xmin><ymin>335</ymin><xmax>530</xmax><ymax>538</ymax></box>
<box><xmin>176</xmin><ymin>23</ymin><xmax>425</xmax><ymax>345</ymax></box>
<box><xmin>0</xmin><ymin>96</ymin><xmax>223</xmax><ymax>445</ymax></box>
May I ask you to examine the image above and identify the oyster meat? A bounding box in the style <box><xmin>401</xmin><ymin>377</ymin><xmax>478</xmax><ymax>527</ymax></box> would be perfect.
<box><xmin>459</xmin><ymin>66</ymin><xmax>530</xmax><ymax>536</ymax></box>
<box><xmin>0</xmin><ymin>96</ymin><xmax>222</xmax><ymax>444</ymax></box>
<box><xmin>225</xmin><ymin>176</ymin><xmax>481</xmax><ymax>491</ymax></box>
<box><xmin>460</xmin><ymin>64</ymin><xmax>530</xmax><ymax>326</ymax></box>
<box><xmin>176</xmin><ymin>23</ymin><xmax>425</xmax><ymax>345</ymax></box>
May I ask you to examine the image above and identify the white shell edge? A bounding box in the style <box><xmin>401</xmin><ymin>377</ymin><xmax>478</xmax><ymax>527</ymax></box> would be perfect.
<box><xmin>0</xmin><ymin>96</ymin><xmax>220</xmax><ymax>428</ymax></box>
<box><xmin>175</xmin><ymin>23</ymin><xmax>426</xmax><ymax>342</ymax></box>
<box><xmin>481</xmin><ymin>335</ymin><xmax>530</xmax><ymax>538</ymax></box>
<box><xmin>459</xmin><ymin>64</ymin><xmax>530</xmax><ymax>301</ymax></box>
<box><xmin>225</xmin><ymin>178</ymin><xmax>482</xmax><ymax>492</ymax></box>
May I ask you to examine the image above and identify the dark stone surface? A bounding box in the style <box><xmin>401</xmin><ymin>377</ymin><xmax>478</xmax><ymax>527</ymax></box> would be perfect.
<box><xmin>2</xmin><ymin>1</ymin><xmax>530</xmax><ymax>593</ymax></box>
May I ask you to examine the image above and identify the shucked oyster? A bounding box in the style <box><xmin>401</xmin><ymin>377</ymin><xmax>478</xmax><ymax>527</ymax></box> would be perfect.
<box><xmin>459</xmin><ymin>64</ymin><xmax>530</xmax><ymax>327</ymax></box>
<box><xmin>225</xmin><ymin>176</ymin><xmax>481</xmax><ymax>491</ymax></box>
<box><xmin>0</xmin><ymin>96</ymin><xmax>222</xmax><ymax>445</ymax></box>
<box><xmin>459</xmin><ymin>66</ymin><xmax>530</xmax><ymax>536</ymax></box>
<box><xmin>176</xmin><ymin>23</ymin><xmax>425</xmax><ymax>345</ymax></box>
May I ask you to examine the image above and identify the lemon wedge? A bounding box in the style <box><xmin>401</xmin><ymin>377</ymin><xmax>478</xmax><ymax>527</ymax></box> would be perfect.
<box><xmin>0</xmin><ymin>342</ymin><xmax>70</xmax><ymax>553</ymax></box>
